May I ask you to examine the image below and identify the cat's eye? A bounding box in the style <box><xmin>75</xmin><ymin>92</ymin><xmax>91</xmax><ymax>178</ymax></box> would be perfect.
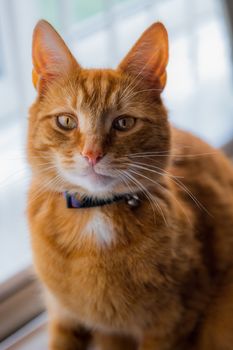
<box><xmin>56</xmin><ymin>115</ymin><xmax>77</xmax><ymax>130</ymax></box>
<box><xmin>113</xmin><ymin>116</ymin><xmax>136</xmax><ymax>131</ymax></box>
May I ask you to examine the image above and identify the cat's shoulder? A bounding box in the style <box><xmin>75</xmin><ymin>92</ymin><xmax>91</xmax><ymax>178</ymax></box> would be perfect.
<box><xmin>170</xmin><ymin>126</ymin><xmax>233</xmax><ymax>185</ymax></box>
<box><xmin>171</xmin><ymin>126</ymin><xmax>232</xmax><ymax>165</ymax></box>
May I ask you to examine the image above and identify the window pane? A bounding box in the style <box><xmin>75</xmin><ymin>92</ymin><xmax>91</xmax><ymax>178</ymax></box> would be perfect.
<box><xmin>72</xmin><ymin>0</ymin><xmax>104</xmax><ymax>22</ymax></box>
<box><xmin>38</xmin><ymin>0</ymin><xmax>60</xmax><ymax>28</ymax></box>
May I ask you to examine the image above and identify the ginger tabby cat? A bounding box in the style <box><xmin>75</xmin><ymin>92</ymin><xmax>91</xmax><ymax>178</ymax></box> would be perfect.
<box><xmin>27</xmin><ymin>20</ymin><xmax>233</xmax><ymax>350</ymax></box>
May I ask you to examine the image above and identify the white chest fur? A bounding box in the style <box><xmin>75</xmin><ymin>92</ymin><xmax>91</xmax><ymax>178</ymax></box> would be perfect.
<box><xmin>82</xmin><ymin>212</ymin><xmax>115</xmax><ymax>246</ymax></box>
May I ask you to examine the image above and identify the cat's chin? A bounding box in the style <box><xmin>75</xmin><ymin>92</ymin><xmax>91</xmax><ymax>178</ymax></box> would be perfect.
<box><xmin>60</xmin><ymin>169</ymin><xmax>120</xmax><ymax>195</ymax></box>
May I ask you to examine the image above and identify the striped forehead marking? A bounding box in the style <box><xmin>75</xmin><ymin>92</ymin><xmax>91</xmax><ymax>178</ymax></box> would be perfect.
<box><xmin>72</xmin><ymin>72</ymin><xmax>120</xmax><ymax>133</ymax></box>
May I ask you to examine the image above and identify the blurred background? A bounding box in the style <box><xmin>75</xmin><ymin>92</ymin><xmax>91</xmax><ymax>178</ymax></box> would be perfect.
<box><xmin>0</xmin><ymin>0</ymin><xmax>233</xmax><ymax>346</ymax></box>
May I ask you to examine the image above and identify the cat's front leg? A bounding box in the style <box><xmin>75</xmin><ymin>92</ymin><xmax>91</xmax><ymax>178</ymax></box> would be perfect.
<box><xmin>46</xmin><ymin>291</ymin><xmax>91</xmax><ymax>350</ymax></box>
<box><xmin>49</xmin><ymin>319</ymin><xmax>91</xmax><ymax>350</ymax></box>
<box><xmin>94</xmin><ymin>331</ymin><xmax>138</xmax><ymax>350</ymax></box>
<box><xmin>139</xmin><ymin>333</ymin><xmax>175</xmax><ymax>350</ymax></box>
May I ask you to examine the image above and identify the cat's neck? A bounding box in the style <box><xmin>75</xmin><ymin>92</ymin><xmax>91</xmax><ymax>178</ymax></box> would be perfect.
<box><xmin>28</xmin><ymin>176</ymin><xmax>192</xmax><ymax>252</ymax></box>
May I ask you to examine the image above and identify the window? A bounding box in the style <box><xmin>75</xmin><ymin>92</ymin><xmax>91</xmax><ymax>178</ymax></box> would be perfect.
<box><xmin>0</xmin><ymin>0</ymin><xmax>233</xmax><ymax>342</ymax></box>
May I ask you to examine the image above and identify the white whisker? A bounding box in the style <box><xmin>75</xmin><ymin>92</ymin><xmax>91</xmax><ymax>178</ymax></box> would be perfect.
<box><xmin>120</xmin><ymin>170</ymin><xmax>157</xmax><ymax>223</ymax></box>
<box><xmin>126</xmin><ymin>169</ymin><xmax>168</xmax><ymax>226</ymax></box>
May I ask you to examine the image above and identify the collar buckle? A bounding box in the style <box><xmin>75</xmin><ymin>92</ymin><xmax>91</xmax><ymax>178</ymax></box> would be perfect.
<box><xmin>126</xmin><ymin>194</ymin><xmax>140</xmax><ymax>208</ymax></box>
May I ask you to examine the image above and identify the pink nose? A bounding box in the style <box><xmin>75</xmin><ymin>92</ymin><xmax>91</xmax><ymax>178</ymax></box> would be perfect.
<box><xmin>82</xmin><ymin>150</ymin><xmax>103</xmax><ymax>166</ymax></box>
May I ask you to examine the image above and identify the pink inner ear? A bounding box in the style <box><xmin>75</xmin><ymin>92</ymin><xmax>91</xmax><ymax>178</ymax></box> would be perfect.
<box><xmin>32</xmin><ymin>20</ymin><xmax>79</xmax><ymax>89</ymax></box>
<box><xmin>118</xmin><ymin>22</ymin><xmax>169</xmax><ymax>91</ymax></box>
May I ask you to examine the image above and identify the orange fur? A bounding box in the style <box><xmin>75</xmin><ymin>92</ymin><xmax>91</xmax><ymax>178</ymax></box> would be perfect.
<box><xmin>27</xmin><ymin>20</ymin><xmax>233</xmax><ymax>350</ymax></box>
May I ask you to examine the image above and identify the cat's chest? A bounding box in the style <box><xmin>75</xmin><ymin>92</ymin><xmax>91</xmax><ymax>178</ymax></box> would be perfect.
<box><xmin>33</xmin><ymin>210</ymin><xmax>129</xmax><ymax>317</ymax></box>
<box><xmin>31</xmin><ymin>204</ymin><xmax>178</xmax><ymax>332</ymax></box>
<box><xmin>43</xmin><ymin>240</ymin><xmax>138</xmax><ymax>331</ymax></box>
<box><xmin>82</xmin><ymin>212</ymin><xmax>115</xmax><ymax>246</ymax></box>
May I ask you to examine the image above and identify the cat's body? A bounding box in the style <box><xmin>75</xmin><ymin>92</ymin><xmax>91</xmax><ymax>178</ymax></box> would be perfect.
<box><xmin>27</xmin><ymin>21</ymin><xmax>233</xmax><ymax>349</ymax></box>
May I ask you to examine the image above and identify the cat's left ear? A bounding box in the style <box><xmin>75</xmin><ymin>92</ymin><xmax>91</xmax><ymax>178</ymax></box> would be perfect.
<box><xmin>32</xmin><ymin>20</ymin><xmax>79</xmax><ymax>91</ymax></box>
<box><xmin>118</xmin><ymin>22</ymin><xmax>168</xmax><ymax>91</ymax></box>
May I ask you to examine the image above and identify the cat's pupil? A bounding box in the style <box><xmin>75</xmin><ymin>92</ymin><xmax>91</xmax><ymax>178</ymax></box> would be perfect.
<box><xmin>113</xmin><ymin>116</ymin><xmax>135</xmax><ymax>131</ymax></box>
<box><xmin>121</xmin><ymin>119</ymin><xmax>126</xmax><ymax>127</ymax></box>
<box><xmin>56</xmin><ymin>115</ymin><xmax>77</xmax><ymax>130</ymax></box>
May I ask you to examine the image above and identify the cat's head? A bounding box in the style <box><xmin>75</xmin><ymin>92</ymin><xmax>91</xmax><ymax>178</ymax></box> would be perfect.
<box><xmin>28</xmin><ymin>20</ymin><xmax>170</xmax><ymax>198</ymax></box>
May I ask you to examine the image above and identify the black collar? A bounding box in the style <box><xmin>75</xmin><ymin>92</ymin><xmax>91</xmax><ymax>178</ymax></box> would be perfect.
<box><xmin>64</xmin><ymin>191</ymin><xmax>140</xmax><ymax>209</ymax></box>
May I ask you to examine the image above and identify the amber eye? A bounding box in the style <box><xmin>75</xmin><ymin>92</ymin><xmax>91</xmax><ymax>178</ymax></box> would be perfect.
<box><xmin>113</xmin><ymin>116</ymin><xmax>136</xmax><ymax>131</ymax></box>
<box><xmin>56</xmin><ymin>115</ymin><xmax>77</xmax><ymax>130</ymax></box>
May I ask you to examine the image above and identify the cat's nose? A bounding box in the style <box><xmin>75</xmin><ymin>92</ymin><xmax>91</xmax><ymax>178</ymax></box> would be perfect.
<box><xmin>81</xmin><ymin>150</ymin><xmax>103</xmax><ymax>166</ymax></box>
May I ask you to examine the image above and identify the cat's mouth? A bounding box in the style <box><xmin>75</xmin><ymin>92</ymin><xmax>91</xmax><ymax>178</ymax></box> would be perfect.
<box><xmin>60</xmin><ymin>165</ymin><xmax>118</xmax><ymax>194</ymax></box>
<box><xmin>82</xmin><ymin>168</ymin><xmax>114</xmax><ymax>183</ymax></box>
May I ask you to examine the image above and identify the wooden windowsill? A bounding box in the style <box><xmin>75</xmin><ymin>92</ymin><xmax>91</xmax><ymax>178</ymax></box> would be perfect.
<box><xmin>0</xmin><ymin>313</ymin><xmax>47</xmax><ymax>350</ymax></box>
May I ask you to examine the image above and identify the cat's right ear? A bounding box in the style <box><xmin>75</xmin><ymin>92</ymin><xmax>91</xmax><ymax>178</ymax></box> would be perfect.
<box><xmin>32</xmin><ymin>20</ymin><xmax>79</xmax><ymax>92</ymax></box>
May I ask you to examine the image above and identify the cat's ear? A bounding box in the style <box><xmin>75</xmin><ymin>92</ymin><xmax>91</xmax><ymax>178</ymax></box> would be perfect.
<box><xmin>118</xmin><ymin>22</ymin><xmax>168</xmax><ymax>91</ymax></box>
<box><xmin>32</xmin><ymin>20</ymin><xmax>79</xmax><ymax>91</ymax></box>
